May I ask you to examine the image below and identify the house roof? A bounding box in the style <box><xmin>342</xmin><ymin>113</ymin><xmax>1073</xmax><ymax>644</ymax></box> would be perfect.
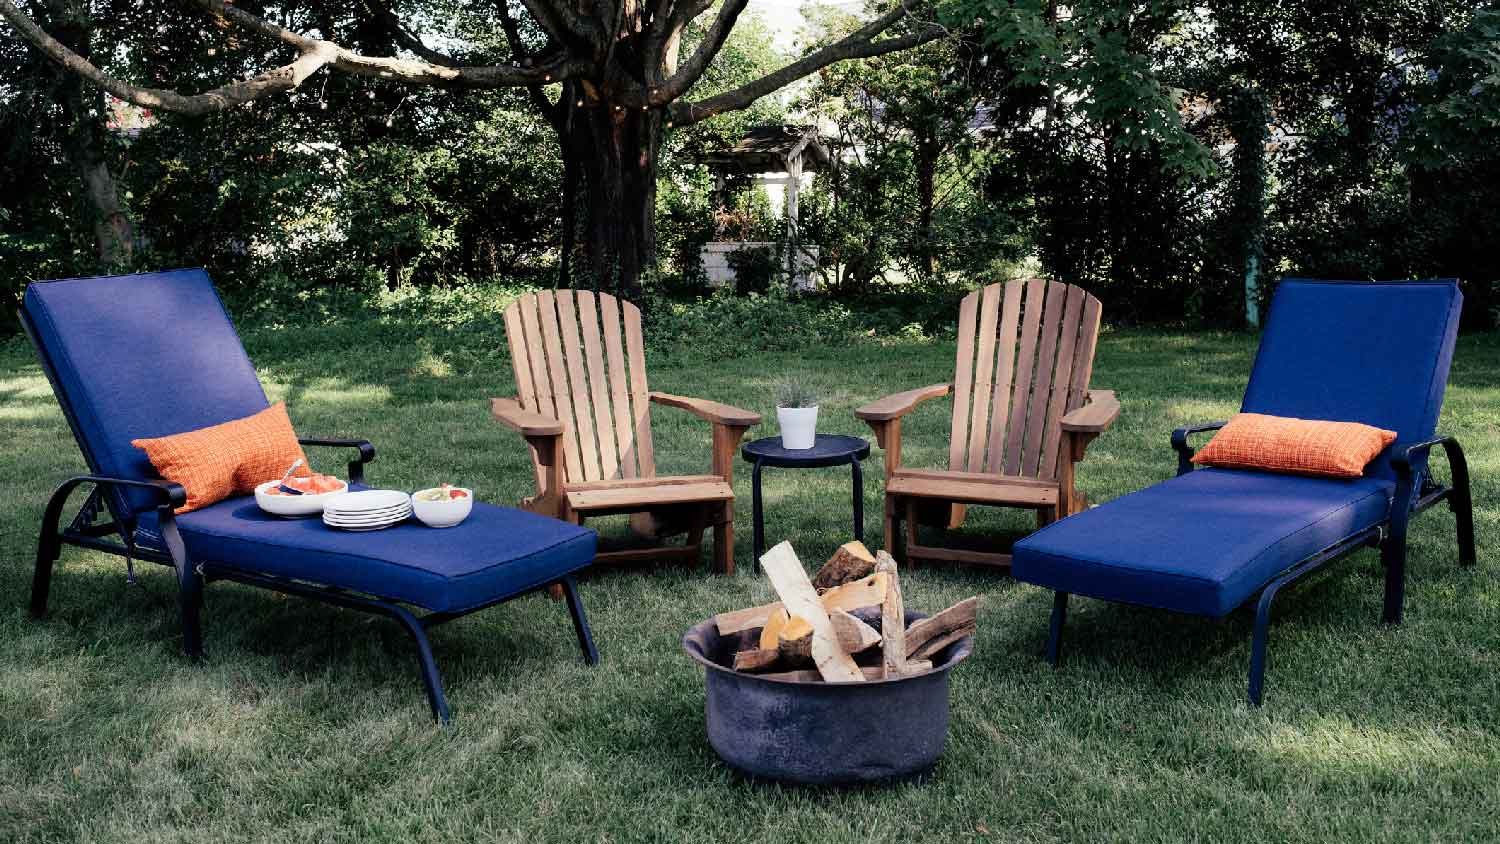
<box><xmin>702</xmin><ymin>125</ymin><xmax>833</xmax><ymax>173</ymax></box>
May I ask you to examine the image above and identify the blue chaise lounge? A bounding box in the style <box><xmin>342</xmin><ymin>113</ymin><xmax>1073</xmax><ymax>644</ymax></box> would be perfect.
<box><xmin>1012</xmin><ymin>279</ymin><xmax>1476</xmax><ymax>704</ymax></box>
<box><xmin>21</xmin><ymin>269</ymin><xmax>601</xmax><ymax>723</ymax></box>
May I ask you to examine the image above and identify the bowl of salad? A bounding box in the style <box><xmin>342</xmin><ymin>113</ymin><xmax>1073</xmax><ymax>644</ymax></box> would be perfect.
<box><xmin>411</xmin><ymin>484</ymin><xmax>472</xmax><ymax>528</ymax></box>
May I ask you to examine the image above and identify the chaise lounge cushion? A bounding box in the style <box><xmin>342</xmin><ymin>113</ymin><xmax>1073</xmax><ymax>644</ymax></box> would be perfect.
<box><xmin>138</xmin><ymin>495</ymin><xmax>597</xmax><ymax>613</ymax></box>
<box><xmin>23</xmin><ymin>270</ymin><xmax>272</xmax><ymax>515</ymax></box>
<box><xmin>1012</xmin><ymin>468</ymin><xmax>1394</xmax><ymax>617</ymax></box>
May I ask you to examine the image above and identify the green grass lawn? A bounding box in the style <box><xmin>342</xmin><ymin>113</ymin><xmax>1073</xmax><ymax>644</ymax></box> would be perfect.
<box><xmin>1</xmin><ymin>310</ymin><xmax>1497</xmax><ymax>843</ymax></box>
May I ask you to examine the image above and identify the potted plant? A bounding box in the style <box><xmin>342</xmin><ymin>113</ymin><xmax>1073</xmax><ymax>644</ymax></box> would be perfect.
<box><xmin>775</xmin><ymin>378</ymin><xmax>820</xmax><ymax>449</ymax></box>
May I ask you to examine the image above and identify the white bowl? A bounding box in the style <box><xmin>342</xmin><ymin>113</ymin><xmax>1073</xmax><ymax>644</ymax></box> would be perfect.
<box><xmin>411</xmin><ymin>487</ymin><xmax>473</xmax><ymax>528</ymax></box>
<box><xmin>254</xmin><ymin>478</ymin><xmax>349</xmax><ymax>517</ymax></box>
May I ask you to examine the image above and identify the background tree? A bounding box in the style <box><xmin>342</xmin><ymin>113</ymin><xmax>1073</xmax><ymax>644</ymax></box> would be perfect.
<box><xmin>1</xmin><ymin>0</ymin><xmax>946</xmax><ymax>298</ymax></box>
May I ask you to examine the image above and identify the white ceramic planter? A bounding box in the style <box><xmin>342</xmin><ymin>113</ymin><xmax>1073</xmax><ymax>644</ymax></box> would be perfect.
<box><xmin>777</xmin><ymin>405</ymin><xmax>819</xmax><ymax>449</ymax></box>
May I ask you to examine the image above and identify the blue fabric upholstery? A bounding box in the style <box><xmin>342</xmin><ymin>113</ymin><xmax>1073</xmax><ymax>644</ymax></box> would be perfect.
<box><xmin>23</xmin><ymin>270</ymin><xmax>270</xmax><ymax>513</ymax></box>
<box><xmin>1013</xmin><ymin>468</ymin><xmax>1394</xmax><ymax>616</ymax></box>
<box><xmin>139</xmin><ymin>496</ymin><xmax>597</xmax><ymax>613</ymax></box>
<box><xmin>1242</xmin><ymin>279</ymin><xmax>1461</xmax><ymax>480</ymax></box>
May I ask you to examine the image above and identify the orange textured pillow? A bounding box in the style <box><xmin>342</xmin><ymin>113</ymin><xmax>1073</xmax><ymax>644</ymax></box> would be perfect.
<box><xmin>1191</xmin><ymin>413</ymin><xmax>1397</xmax><ymax>479</ymax></box>
<box><xmin>131</xmin><ymin>402</ymin><xmax>310</xmax><ymax>512</ymax></box>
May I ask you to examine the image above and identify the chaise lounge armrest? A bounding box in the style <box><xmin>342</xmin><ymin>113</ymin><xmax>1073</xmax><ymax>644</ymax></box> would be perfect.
<box><xmin>1060</xmin><ymin>389</ymin><xmax>1121</xmax><ymax>434</ymax></box>
<box><xmin>299</xmin><ymin>437</ymin><xmax>376</xmax><ymax>484</ymax></box>
<box><xmin>52</xmin><ymin>474</ymin><xmax>187</xmax><ymax>511</ymax></box>
<box><xmin>490</xmin><ymin>398</ymin><xmax>565</xmax><ymax>437</ymax></box>
<box><xmin>1170</xmin><ymin>419</ymin><xmax>1229</xmax><ymax>476</ymax></box>
<box><xmin>648</xmin><ymin>392</ymin><xmax>761</xmax><ymax>427</ymax></box>
<box><xmin>855</xmin><ymin>383</ymin><xmax>953</xmax><ymax>422</ymax></box>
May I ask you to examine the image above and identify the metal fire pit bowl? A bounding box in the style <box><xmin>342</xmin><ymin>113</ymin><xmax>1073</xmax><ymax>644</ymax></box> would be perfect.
<box><xmin>683</xmin><ymin>608</ymin><xmax>972</xmax><ymax>785</ymax></box>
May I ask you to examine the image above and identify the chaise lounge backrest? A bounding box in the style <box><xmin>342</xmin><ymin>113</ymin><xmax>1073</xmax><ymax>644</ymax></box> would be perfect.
<box><xmin>22</xmin><ymin>269</ymin><xmax>270</xmax><ymax>515</ymax></box>
<box><xmin>1241</xmin><ymin>278</ymin><xmax>1462</xmax><ymax>481</ymax></box>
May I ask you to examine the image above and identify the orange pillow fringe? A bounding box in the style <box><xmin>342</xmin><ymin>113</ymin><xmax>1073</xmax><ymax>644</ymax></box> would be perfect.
<box><xmin>131</xmin><ymin>402</ymin><xmax>310</xmax><ymax>512</ymax></box>
<box><xmin>1192</xmin><ymin>412</ymin><xmax>1397</xmax><ymax>479</ymax></box>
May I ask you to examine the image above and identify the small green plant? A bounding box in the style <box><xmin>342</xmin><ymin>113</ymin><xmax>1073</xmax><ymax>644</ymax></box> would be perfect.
<box><xmin>774</xmin><ymin>376</ymin><xmax>819</xmax><ymax>408</ymax></box>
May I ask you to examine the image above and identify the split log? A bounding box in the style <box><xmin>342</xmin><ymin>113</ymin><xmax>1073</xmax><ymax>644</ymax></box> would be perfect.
<box><xmin>776</xmin><ymin>615</ymin><xmax>815</xmax><ymax>665</ymax></box>
<box><xmin>813</xmin><ymin>540</ymin><xmax>877</xmax><ymax>590</ymax></box>
<box><xmin>903</xmin><ymin>597</ymin><xmax>979</xmax><ymax>660</ymax></box>
<box><xmin>732</xmin><ymin>648</ymin><xmax>782</xmax><ymax>672</ymax></box>
<box><xmin>758</xmin><ymin>606</ymin><xmax>790</xmax><ymax>651</ymax></box>
<box><xmin>909</xmin><ymin>625</ymin><xmax>975</xmax><ymax>662</ymax></box>
<box><xmin>875</xmin><ymin>551</ymin><xmax>907</xmax><ymax>678</ymax></box>
<box><xmin>782</xmin><ymin>610</ymin><xmax>880</xmax><ymax>661</ymax></box>
<box><xmin>713</xmin><ymin>571</ymin><xmax>889</xmax><ymax>635</ymax></box>
<box><xmin>758</xmin><ymin>542</ymin><xmax>864</xmax><ymax>682</ymax></box>
<box><xmin>828</xmin><ymin>608</ymin><xmax>882</xmax><ymax>653</ymax></box>
<box><xmin>757</xmin><ymin>661</ymin><xmax>933</xmax><ymax>683</ymax></box>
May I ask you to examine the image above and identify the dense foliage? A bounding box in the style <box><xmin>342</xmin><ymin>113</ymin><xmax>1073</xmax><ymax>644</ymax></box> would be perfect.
<box><xmin>2</xmin><ymin>0</ymin><xmax>1497</xmax><ymax>332</ymax></box>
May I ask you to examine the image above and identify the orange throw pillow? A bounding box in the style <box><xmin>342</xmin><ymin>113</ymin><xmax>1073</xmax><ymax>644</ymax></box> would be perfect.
<box><xmin>1191</xmin><ymin>413</ymin><xmax>1397</xmax><ymax>479</ymax></box>
<box><xmin>131</xmin><ymin>402</ymin><xmax>310</xmax><ymax>512</ymax></box>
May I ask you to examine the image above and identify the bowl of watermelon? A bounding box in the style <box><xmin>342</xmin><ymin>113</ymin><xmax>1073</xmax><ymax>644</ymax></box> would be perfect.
<box><xmin>411</xmin><ymin>484</ymin><xmax>472</xmax><ymax>528</ymax></box>
<box><xmin>254</xmin><ymin>473</ymin><xmax>349</xmax><ymax>518</ymax></box>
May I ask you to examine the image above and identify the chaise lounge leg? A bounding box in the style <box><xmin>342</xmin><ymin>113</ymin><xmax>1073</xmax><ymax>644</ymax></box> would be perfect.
<box><xmin>1046</xmin><ymin>591</ymin><xmax>1069</xmax><ymax>666</ymax></box>
<box><xmin>157</xmin><ymin>513</ymin><xmax>204</xmax><ymax>659</ymax></box>
<box><xmin>1445</xmin><ymin>440</ymin><xmax>1477</xmax><ymax>566</ymax></box>
<box><xmin>1248</xmin><ymin>578</ymin><xmax>1287</xmax><ymax>707</ymax></box>
<box><xmin>388</xmin><ymin>605</ymin><xmax>451</xmax><ymax>725</ymax></box>
<box><xmin>1381</xmin><ymin>537</ymin><xmax>1407</xmax><ymax>625</ymax></box>
<box><xmin>560</xmin><ymin>576</ymin><xmax>598</xmax><ymax>665</ymax></box>
<box><xmin>30</xmin><ymin>481</ymin><xmax>75</xmax><ymax>617</ymax></box>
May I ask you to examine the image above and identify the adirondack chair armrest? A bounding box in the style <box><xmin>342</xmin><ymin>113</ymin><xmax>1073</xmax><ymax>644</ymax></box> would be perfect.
<box><xmin>1060</xmin><ymin>389</ymin><xmax>1121</xmax><ymax>434</ymax></box>
<box><xmin>299</xmin><ymin>438</ymin><xmax>376</xmax><ymax>484</ymax></box>
<box><xmin>491</xmin><ymin>398</ymin><xmax>565</xmax><ymax>437</ymax></box>
<box><xmin>854</xmin><ymin>383</ymin><xmax>953</xmax><ymax>422</ymax></box>
<box><xmin>647</xmin><ymin>392</ymin><xmax>762</xmax><ymax>427</ymax></box>
<box><xmin>1170</xmin><ymin>420</ymin><xmax>1229</xmax><ymax>476</ymax></box>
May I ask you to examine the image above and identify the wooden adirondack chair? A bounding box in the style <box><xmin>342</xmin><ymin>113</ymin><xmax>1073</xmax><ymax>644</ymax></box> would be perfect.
<box><xmin>855</xmin><ymin>279</ymin><xmax>1120</xmax><ymax>567</ymax></box>
<box><xmin>492</xmin><ymin>290</ymin><xmax>761</xmax><ymax>574</ymax></box>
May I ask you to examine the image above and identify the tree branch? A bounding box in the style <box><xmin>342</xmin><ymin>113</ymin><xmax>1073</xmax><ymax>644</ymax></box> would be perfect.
<box><xmin>639</xmin><ymin>0</ymin><xmax>747</xmax><ymax>105</ymax></box>
<box><xmin>0</xmin><ymin>0</ymin><xmax>335</xmax><ymax>114</ymax></box>
<box><xmin>669</xmin><ymin>4</ymin><xmax>946</xmax><ymax>125</ymax></box>
<box><xmin>362</xmin><ymin>0</ymin><xmax>461</xmax><ymax>68</ymax></box>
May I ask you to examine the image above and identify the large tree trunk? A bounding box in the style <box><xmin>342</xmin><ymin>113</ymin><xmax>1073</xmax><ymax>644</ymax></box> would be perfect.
<box><xmin>914</xmin><ymin>130</ymin><xmax>938</xmax><ymax>278</ymax></box>
<box><xmin>45</xmin><ymin>0</ymin><xmax>132</xmax><ymax>265</ymax></box>
<box><xmin>566</xmin><ymin>99</ymin><xmax>662</xmax><ymax>300</ymax></box>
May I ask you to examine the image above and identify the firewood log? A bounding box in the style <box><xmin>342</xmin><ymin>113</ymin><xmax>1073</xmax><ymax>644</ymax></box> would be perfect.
<box><xmin>732</xmin><ymin>648</ymin><xmax>782</xmax><ymax>672</ymax></box>
<box><xmin>713</xmin><ymin>572</ymin><xmax>889</xmax><ymax>635</ymax></box>
<box><xmin>758</xmin><ymin>607</ymin><xmax>790</xmax><ymax>651</ymax></box>
<box><xmin>759</xmin><ymin>542</ymin><xmax>865</xmax><ymax>682</ymax></box>
<box><xmin>828</xmin><ymin>609</ymin><xmax>882</xmax><ymax>653</ymax></box>
<box><xmin>875</xmin><ymin>551</ymin><xmax>907</xmax><ymax>678</ymax></box>
<box><xmin>903</xmin><ymin>597</ymin><xmax>979</xmax><ymax>660</ymax></box>
<box><xmin>756</xmin><ymin>661</ymin><xmax>933</xmax><ymax>683</ymax></box>
<box><xmin>812</xmin><ymin>540</ymin><xmax>877</xmax><ymax>590</ymax></box>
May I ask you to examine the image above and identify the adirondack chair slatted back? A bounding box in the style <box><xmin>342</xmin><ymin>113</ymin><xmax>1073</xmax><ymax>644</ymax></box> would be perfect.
<box><xmin>948</xmin><ymin>280</ymin><xmax>1102</xmax><ymax>480</ymax></box>
<box><xmin>504</xmin><ymin>290</ymin><xmax>656</xmax><ymax>484</ymax></box>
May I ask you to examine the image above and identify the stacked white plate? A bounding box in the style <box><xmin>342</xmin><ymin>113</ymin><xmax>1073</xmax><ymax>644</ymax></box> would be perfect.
<box><xmin>322</xmin><ymin>490</ymin><xmax>412</xmax><ymax>531</ymax></box>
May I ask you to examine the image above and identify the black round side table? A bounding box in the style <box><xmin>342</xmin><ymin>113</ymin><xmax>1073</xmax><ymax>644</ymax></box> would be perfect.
<box><xmin>741</xmin><ymin>434</ymin><xmax>871</xmax><ymax>569</ymax></box>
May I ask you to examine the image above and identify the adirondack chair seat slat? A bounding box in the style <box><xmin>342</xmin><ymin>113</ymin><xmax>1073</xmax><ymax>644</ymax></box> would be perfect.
<box><xmin>566</xmin><ymin>478</ymin><xmax>733</xmax><ymax>513</ymax></box>
<box><xmin>886</xmin><ymin>473</ymin><xmax>1059</xmax><ymax>508</ymax></box>
<box><xmin>133</xmin><ymin>493</ymin><xmax>596</xmax><ymax>614</ymax></box>
<box><xmin>1014</xmin><ymin>469</ymin><xmax>1394</xmax><ymax>616</ymax></box>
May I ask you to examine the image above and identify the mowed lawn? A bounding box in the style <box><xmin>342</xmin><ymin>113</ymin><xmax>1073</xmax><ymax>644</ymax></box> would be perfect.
<box><xmin>1</xmin><ymin>305</ymin><xmax>1498</xmax><ymax>843</ymax></box>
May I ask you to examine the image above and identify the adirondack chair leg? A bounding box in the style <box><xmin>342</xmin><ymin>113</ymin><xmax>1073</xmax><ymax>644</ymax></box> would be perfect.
<box><xmin>712</xmin><ymin>501</ymin><xmax>734</xmax><ymax>575</ymax></box>
<box><xmin>1046</xmin><ymin>591</ymin><xmax>1069</xmax><ymax>666</ymax></box>
<box><xmin>559</xmin><ymin>575</ymin><xmax>599</xmax><ymax>666</ymax></box>
<box><xmin>905</xmin><ymin>499</ymin><xmax>920</xmax><ymax>565</ymax></box>
<box><xmin>883</xmin><ymin>497</ymin><xmax>900</xmax><ymax>562</ymax></box>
